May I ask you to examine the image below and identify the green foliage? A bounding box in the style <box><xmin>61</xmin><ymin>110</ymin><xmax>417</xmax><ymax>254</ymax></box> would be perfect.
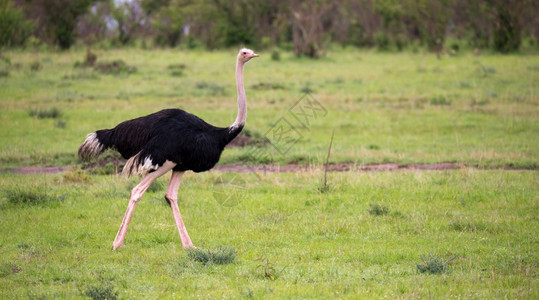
<box><xmin>19</xmin><ymin>0</ymin><xmax>94</xmax><ymax>49</ymax></box>
<box><xmin>111</xmin><ymin>2</ymin><xmax>141</xmax><ymax>46</ymax></box>
<box><xmin>374</xmin><ymin>31</ymin><xmax>391</xmax><ymax>51</ymax></box>
<box><xmin>492</xmin><ymin>6</ymin><xmax>521</xmax><ymax>53</ymax></box>
<box><xmin>49</xmin><ymin>0</ymin><xmax>94</xmax><ymax>49</ymax></box>
<box><xmin>0</xmin><ymin>0</ymin><xmax>35</xmax><ymax>47</ymax></box>
<box><xmin>404</xmin><ymin>0</ymin><xmax>454</xmax><ymax>52</ymax></box>
<box><xmin>186</xmin><ymin>246</ymin><xmax>236</xmax><ymax>265</ymax></box>
<box><xmin>150</xmin><ymin>3</ymin><xmax>185</xmax><ymax>47</ymax></box>
<box><xmin>0</xmin><ymin>0</ymin><xmax>536</xmax><ymax>53</ymax></box>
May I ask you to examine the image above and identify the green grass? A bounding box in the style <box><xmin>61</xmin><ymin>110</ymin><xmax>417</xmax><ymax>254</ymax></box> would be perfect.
<box><xmin>0</xmin><ymin>170</ymin><xmax>537</xmax><ymax>298</ymax></box>
<box><xmin>0</xmin><ymin>48</ymin><xmax>537</xmax><ymax>298</ymax></box>
<box><xmin>0</xmin><ymin>48</ymin><xmax>537</xmax><ymax>169</ymax></box>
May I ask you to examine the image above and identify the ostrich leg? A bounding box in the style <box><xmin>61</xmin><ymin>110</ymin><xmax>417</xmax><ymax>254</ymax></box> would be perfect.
<box><xmin>165</xmin><ymin>171</ymin><xmax>195</xmax><ymax>249</ymax></box>
<box><xmin>112</xmin><ymin>161</ymin><xmax>176</xmax><ymax>250</ymax></box>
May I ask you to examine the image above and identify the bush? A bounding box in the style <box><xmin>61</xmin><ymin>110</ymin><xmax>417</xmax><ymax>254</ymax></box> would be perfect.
<box><xmin>374</xmin><ymin>31</ymin><xmax>390</xmax><ymax>51</ymax></box>
<box><xmin>0</xmin><ymin>0</ymin><xmax>35</xmax><ymax>47</ymax></box>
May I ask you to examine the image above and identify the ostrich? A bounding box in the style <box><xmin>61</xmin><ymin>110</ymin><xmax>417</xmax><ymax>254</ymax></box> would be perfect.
<box><xmin>78</xmin><ymin>48</ymin><xmax>259</xmax><ymax>250</ymax></box>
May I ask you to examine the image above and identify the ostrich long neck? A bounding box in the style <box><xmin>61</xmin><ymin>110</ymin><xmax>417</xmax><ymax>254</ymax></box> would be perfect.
<box><xmin>230</xmin><ymin>59</ymin><xmax>246</xmax><ymax>130</ymax></box>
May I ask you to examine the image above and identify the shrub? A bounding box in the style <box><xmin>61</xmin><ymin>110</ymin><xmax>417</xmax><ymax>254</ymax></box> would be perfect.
<box><xmin>0</xmin><ymin>0</ymin><xmax>35</xmax><ymax>47</ymax></box>
<box><xmin>374</xmin><ymin>31</ymin><xmax>390</xmax><ymax>51</ymax></box>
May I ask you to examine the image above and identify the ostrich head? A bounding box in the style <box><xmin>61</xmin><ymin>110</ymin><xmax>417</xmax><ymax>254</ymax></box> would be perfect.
<box><xmin>237</xmin><ymin>48</ymin><xmax>259</xmax><ymax>63</ymax></box>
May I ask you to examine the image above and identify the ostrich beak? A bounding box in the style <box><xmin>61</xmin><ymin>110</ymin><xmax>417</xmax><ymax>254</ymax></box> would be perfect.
<box><xmin>251</xmin><ymin>53</ymin><xmax>259</xmax><ymax>58</ymax></box>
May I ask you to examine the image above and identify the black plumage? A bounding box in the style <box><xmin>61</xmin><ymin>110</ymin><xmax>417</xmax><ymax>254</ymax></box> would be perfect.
<box><xmin>83</xmin><ymin>108</ymin><xmax>243</xmax><ymax>174</ymax></box>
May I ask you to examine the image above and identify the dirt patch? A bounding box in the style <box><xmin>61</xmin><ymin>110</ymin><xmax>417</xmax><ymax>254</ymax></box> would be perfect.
<box><xmin>226</xmin><ymin>135</ymin><xmax>253</xmax><ymax>148</ymax></box>
<box><xmin>226</xmin><ymin>132</ymin><xmax>268</xmax><ymax>148</ymax></box>
<box><xmin>9</xmin><ymin>166</ymin><xmax>72</xmax><ymax>174</ymax></box>
<box><xmin>4</xmin><ymin>162</ymin><xmax>526</xmax><ymax>175</ymax></box>
<box><xmin>213</xmin><ymin>162</ymin><xmax>467</xmax><ymax>173</ymax></box>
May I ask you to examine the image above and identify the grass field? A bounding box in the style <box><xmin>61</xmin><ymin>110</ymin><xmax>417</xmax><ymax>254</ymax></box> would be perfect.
<box><xmin>0</xmin><ymin>48</ymin><xmax>537</xmax><ymax>298</ymax></box>
<box><xmin>0</xmin><ymin>170</ymin><xmax>537</xmax><ymax>298</ymax></box>
<box><xmin>0</xmin><ymin>48</ymin><xmax>537</xmax><ymax>168</ymax></box>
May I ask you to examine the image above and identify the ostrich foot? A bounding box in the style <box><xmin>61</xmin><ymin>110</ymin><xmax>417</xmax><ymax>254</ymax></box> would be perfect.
<box><xmin>112</xmin><ymin>240</ymin><xmax>123</xmax><ymax>250</ymax></box>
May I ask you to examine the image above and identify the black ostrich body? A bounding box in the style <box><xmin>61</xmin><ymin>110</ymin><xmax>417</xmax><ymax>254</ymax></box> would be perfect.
<box><xmin>93</xmin><ymin>108</ymin><xmax>243</xmax><ymax>174</ymax></box>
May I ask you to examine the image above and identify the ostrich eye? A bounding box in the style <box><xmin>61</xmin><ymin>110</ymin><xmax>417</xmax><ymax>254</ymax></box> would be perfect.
<box><xmin>242</xmin><ymin>52</ymin><xmax>246</xmax><ymax>55</ymax></box>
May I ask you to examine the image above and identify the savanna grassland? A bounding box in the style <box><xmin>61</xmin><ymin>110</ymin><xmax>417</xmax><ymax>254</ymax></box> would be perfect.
<box><xmin>0</xmin><ymin>47</ymin><xmax>537</xmax><ymax>168</ymax></box>
<box><xmin>0</xmin><ymin>48</ymin><xmax>537</xmax><ymax>298</ymax></box>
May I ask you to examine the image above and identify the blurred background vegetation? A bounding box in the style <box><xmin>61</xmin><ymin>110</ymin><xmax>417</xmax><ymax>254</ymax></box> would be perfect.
<box><xmin>0</xmin><ymin>0</ymin><xmax>537</xmax><ymax>56</ymax></box>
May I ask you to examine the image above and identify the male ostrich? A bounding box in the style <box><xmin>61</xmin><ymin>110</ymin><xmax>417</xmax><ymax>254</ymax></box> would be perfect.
<box><xmin>78</xmin><ymin>48</ymin><xmax>258</xmax><ymax>250</ymax></box>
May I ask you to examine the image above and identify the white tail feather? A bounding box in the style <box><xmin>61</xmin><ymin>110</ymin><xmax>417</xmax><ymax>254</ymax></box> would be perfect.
<box><xmin>122</xmin><ymin>153</ymin><xmax>159</xmax><ymax>177</ymax></box>
<box><xmin>78</xmin><ymin>132</ymin><xmax>104</xmax><ymax>160</ymax></box>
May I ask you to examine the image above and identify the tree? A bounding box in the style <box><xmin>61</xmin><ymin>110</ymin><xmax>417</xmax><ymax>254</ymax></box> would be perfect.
<box><xmin>404</xmin><ymin>0</ymin><xmax>454</xmax><ymax>55</ymax></box>
<box><xmin>488</xmin><ymin>0</ymin><xmax>527</xmax><ymax>53</ymax></box>
<box><xmin>150</xmin><ymin>1</ymin><xmax>186</xmax><ymax>47</ymax></box>
<box><xmin>23</xmin><ymin>0</ymin><xmax>96</xmax><ymax>49</ymax></box>
<box><xmin>111</xmin><ymin>0</ymin><xmax>145</xmax><ymax>45</ymax></box>
<box><xmin>290</xmin><ymin>0</ymin><xmax>337</xmax><ymax>58</ymax></box>
<box><xmin>0</xmin><ymin>0</ymin><xmax>35</xmax><ymax>47</ymax></box>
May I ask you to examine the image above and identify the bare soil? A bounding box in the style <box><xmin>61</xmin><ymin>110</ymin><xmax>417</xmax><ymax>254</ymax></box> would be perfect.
<box><xmin>5</xmin><ymin>162</ymin><xmax>523</xmax><ymax>175</ymax></box>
